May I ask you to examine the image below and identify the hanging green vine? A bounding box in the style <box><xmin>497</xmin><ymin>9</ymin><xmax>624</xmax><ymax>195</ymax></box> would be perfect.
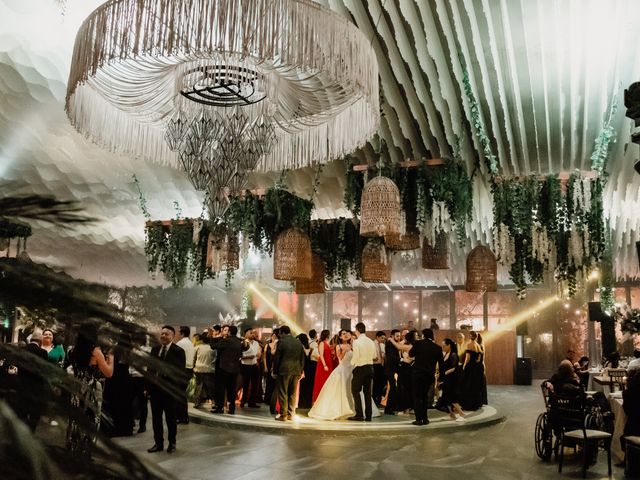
<box><xmin>462</xmin><ymin>68</ymin><xmax>498</xmax><ymax>176</ymax></box>
<box><xmin>590</xmin><ymin>94</ymin><xmax>618</xmax><ymax>175</ymax></box>
<box><xmin>132</xmin><ymin>174</ymin><xmax>151</xmax><ymax>220</ymax></box>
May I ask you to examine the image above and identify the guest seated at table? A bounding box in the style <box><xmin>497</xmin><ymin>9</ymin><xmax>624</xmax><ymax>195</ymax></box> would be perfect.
<box><xmin>603</xmin><ymin>352</ymin><xmax>620</xmax><ymax>369</ymax></box>
<box><xmin>574</xmin><ymin>356</ymin><xmax>590</xmax><ymax>390</ymax></box>
<box><xmin>544</xmin><ymin>359</ymin><xmax>583</xmax><ymax>397</ymax></box>
<box><xmin>623</xmin><ymin>362</ymin><xmax>640</xmax><ymax>441</ymax></box>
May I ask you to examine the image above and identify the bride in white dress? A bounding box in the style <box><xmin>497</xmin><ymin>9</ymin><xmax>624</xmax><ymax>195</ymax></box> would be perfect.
<box><xmin>308</xmin><ymin>330</ymin><xmax>380</xmax><ymax>420</ymax></box>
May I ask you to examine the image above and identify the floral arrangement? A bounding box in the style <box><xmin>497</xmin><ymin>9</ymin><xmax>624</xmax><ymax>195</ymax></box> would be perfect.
<box><xmin>613</xmin><ymin>305</ymin><xmax>640</xmax><ymax>336</ymax></box>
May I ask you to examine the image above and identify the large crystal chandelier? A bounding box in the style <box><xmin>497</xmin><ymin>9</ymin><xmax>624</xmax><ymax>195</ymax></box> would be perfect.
<box><xmin>65</xmin><ymin>0</ymin><xmax>380</xmax><ymax>219</ymax></box>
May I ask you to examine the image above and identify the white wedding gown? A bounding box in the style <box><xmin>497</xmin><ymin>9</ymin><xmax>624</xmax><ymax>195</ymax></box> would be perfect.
<box><xmin>308</xmin><ymin>350</ymin><xmax>381</xmax><ymax>420</ymax></box>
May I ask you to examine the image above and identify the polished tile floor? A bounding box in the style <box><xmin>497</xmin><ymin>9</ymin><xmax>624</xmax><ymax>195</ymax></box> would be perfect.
<box><xmin>116</xmin><ymin>383</ymin><xmax>625</xmax><ymax>480</ymax></box>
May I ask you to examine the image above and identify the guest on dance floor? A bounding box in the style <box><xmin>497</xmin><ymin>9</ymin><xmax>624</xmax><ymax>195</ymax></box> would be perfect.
<box><xmin>175</xmin><ymin>326</ymin><xmax>194</xmax><ymax>424</ymax></box>
<box><xmin>460</xmin><ymin>331</ymin><xmax>484</xmax><ymax>411</ymax></box>
<box><xmin>312</xmin><ymin>329</ymin><xmax>334</xmax><ymax>402</ymax></box>
<box><xmin>296</xmin><ymin>333</ymin><xmax>314</xmax><ymax>409</ymax></box>
<box><xmin>439</xmin><ymin>338</ymin><xmax>465</xmax><ymax>420</ymax></box>
<box><xmin>383</xmin><ymin>329</ymin><xmax>402</xmax><ymax>414</ymax></box>
<box><xmin>273</xmin><ymin>326</ymin><xmax>305</xmax><ymax>421</ymax></box>
<box><xmin>209</xmin><ymin>325</ymin><xmax>248</xmax><ymax>415</ymax></box>
<box><xmin>148</xmin><ymin>325</ymin><xmax>185</xmax><ymax>454</ymax></box>
<box><xmin>240</xmin><ymin>327</ymin><xmax>261</xmax><ymax>408</ymax></box>
<box><xmin>192</xmin><ymin>333</ymin><xmax>216</xmax><ymax>409</ymax></box>
<box><xmin>263</xmin><ymin>328</ymin><xmax>279</xmax><ymax>414</ymax></box>
<box><xmin>372</xmin><ymin>331</ymin><xmax>386</xmax><ymax>407</ymax></box>
<box><xmin>408</xmin><ymin>329</ymin><xmax>443</xmax><ymax>426</ymax></box>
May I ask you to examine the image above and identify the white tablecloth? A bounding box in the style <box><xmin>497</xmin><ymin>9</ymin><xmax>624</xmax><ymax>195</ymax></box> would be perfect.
<box><xmin>609</xmin><ymin>395</ymin><xmax>626</xmax><ymax>463</ymax></box>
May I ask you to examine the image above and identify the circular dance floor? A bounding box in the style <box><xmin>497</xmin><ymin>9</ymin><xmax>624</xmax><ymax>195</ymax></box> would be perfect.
<box><xmin>188</xmin><ymin>405</ymin><xmax>504</xmax><ymax>434</ymax></box>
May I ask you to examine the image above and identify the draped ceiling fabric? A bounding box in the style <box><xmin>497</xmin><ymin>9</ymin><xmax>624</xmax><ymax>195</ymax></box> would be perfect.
<box><xmin>65</xmin><ymin>0</ymin><xmax>380</xmax><ymax>172</ymax></box>
<box><xmin>1</xmin><ymin>0</ymin><xmax>639</xmax><ymax>287</ymax></box>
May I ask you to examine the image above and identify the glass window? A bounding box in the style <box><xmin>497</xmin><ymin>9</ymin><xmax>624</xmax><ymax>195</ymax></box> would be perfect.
<box><xmin>392</xmin><ymin>291</ymin><xmax>420</xmax><ymax>331</ymax></box>
<box><xmin>455</xmin><ymin>290</ymin><xmax>484</xmax><ymax>331</ymax></box>
<box><xmin>332</xmin><ymin>291</ymin><xmax>358</xmax><ymax>334</ymax></box>
<box><xmin>301</xmin><ymin>294</ymin><xmax>324</xmax><ymax>333</ymax></box>
<box><xmin>630</xmin><ymin>287</ymin><xmax>640</xmax><ymax>308</ymax></box>
<box><xmin>487</xmin><ymin>290</ymin><xmax>517</xmax><ymax>331</ymax></box>
<box><xmin>361</xmin><ymin>291</ymin><xmax>389</xmax><ymax>332</ymax></box>
<box><xmin>421</xmin><ymin>290</ymin><xmax>451</xmax><ymax>329</ymax></box>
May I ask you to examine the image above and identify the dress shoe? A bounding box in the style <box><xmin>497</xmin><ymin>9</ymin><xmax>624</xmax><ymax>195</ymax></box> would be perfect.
<box><xmin>147</xmin><ymin>445</ymin><xmax>163</xmax><ymax>453</ymax></box>
<box><xmin>364</xmin><ymin>417</ymin><xmax>372</xmax><ymax>422</ymax></box>
<box><xmin>412</xmin><ymin>420</ymin><xmax>424</xmax><ymax>426</ymax></box>
<box><xmin>167</xmin><ymin>444</ymin><xmax>176</xmax><ymax>454</ymax></box>
<box><xmin>177</xmin><ymin>418</ymin><xmax>189</xmax><ymax>424</ymax></box>
<box><xmin>347</xmin><ymin>416</ymin><xmax>364</xmax><ymax>421</ymax></box>
<box><xmin>285</xmin><ymin>414</ymin><xmax>293</xmax><ymax>420</ymax></box>
<box><xmin>275</xmin><ymin>415</ymin><xmax>287</xmax><ymax>421</ymax></box>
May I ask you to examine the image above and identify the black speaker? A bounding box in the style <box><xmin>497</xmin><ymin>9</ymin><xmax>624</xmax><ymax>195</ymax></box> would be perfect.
<box><xmin>588</xmin><ymin>301</ymin><xmax>604</xmax><ymax>322</ymax></box>
<box><xmin>600</xmin><ymin>314</ymin><xmax>617</xmax><ymax>359</ymax></box>
<box><xmin>636</xmin><ymin>240</ymin><xmax>640</xmax><ymax>268</ymax></box>
<box><xmin>340</xmin><ymin>317</ymin><xmax>351</xmax><ymax>331</ymax></box>
<box><xmin>515</xmin><ymin>357</ymin><xmax>532</xmax><ymax>385</ymax></box>
<box><xmin>516</xmin><ymin>321</ymin><xmax>528</xmax><ymax>336</ymax></box>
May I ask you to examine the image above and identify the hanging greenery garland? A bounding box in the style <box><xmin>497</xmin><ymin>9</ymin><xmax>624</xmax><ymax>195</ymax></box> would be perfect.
<box><xmin>491</xmin><ymin>173</ymin><xmax>606</xmax><ymax>298</ymax></box>
<box><xmin>462</xmin><ymin>68</ymin><xmax>499</xmax><ymax>176</ymax></box>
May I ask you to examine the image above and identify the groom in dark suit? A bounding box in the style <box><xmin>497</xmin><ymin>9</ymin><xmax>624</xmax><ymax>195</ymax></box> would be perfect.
<box><xmin>148</xmin><ymin>325</ymin><xmax>186</xmax><ymax>453</ymax></box>
<box><xmin>409</xmin><ymin>328</ymin><xmax>444</xmax><ymax>426</ymax></box>
<box><xmin>273</xmin><ymin>325</ymin><xmax>305</xmax><ymax>421</ymax></box>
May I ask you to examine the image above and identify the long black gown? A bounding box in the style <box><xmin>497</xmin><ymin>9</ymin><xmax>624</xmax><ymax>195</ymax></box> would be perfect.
<box><xmin>460</xmin><ymin>350</ymin><xmax>483</xmax><ymax>411</ymax></box>
<box><xmin>297</xmin><ymin>350</ymin><xmax>314</xmax><ymax>409</ymax></box>
<box><xmin>440</xmin><ymin>352</ymin><xmax>460</xmax><ymax>408</ymax></box>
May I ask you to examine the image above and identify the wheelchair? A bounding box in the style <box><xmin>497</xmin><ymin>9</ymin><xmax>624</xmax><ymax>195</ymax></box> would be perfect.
<box><xmin>535</xmin><ymin>383</ymin><xmax>608</xmax><ymax>461</ymax></box>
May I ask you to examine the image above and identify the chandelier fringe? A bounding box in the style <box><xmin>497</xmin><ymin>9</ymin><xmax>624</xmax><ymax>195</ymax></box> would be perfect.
<box><xmin>66</xmin><ymin>0</ymin><xmax>379</xmax><ymax>170</ymax></box>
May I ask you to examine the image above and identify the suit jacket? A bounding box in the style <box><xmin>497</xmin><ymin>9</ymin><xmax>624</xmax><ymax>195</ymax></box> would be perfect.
<box><xmin>209</xmin><ymin>336</ymin><xmax>247</xmax><ymax>374</ymax></box>
<box><xmin>149</xmin><ymin>343</ymin><xmax>186</xmax><ymax>392</ymax></box>
<box><xmin>409</xmin><ymin>339</ymin><xmax>443</xmax><ymax>378</ymax></box>
<box><xmin>26</xmin><ymin>342</ymin><xmax>49</xmax><ymax>361</ymax></box>
<box><xmin>273</xmin><ymin>334</ymin><xmax>305</xmax><ymax>376</ymax></box>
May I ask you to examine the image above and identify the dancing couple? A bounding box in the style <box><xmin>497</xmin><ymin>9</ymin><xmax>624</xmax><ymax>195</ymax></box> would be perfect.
<box><xmin>308</xmin><ymin>323</ymin><xmax>380</xmax><ymax>421</ymax></box>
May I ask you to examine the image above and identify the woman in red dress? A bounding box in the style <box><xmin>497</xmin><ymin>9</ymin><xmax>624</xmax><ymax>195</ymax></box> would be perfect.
<box><xmin>312</xmin><ymin>329</ymin><xmax>334</xmax><ymax>402</ymax></box>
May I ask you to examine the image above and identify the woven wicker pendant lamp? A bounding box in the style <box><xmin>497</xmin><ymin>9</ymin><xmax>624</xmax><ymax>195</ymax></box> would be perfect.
<box><xmin>385</xmin><ymin>230</ymin><xmax>421</xmax><ymax>251</ymax></box>
<box><xmin>359</xmin><ymin>176</ymin><xmax>401</xmax><ymax>237</ymax></box>
<box><xmin>422</xmin><ymin>233</ymin><xmax>449</xmax><ymax>269</ymax></box>
<box><xmin>465</xmin><ymin>245</ymin><xmax>497</xmax><ymax>292</ymax></box>
<box><xmin>295</xmin><ymin>254</ymin><xmax>325</xmax><ymax>294</ymax></box>
<box><xmin>273</xmin><ymin>228</ymin><xmax>312</xmax><ymax>280</ymax></box>
<box><xmin>361</xmin><ymin>240</ymin><xmax>391</xmax><ymax>283</ymax></box>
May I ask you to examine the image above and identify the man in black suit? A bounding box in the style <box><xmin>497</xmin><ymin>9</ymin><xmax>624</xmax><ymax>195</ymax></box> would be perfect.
<box><xmin>272</xmin><ymin>325</ymin><xmax>305</xmax><ymax>421</ymax></box>
<box><xmin>409</xmin><ymin>328</ymin><xmax>444</xmax><ymax>426</ymax></box>
<box><xmin>148</xmin><ymin>325</ymin><xmax>186</xmax><ymax>453</ymax></box>
<box><xmin>383</xmin><ymin>329</ymin><xmax>401</xmax><ymax>414</ymax></box>
<box><xmin>209</xmin><ymin>325</ymin><xmax>248</xmax><ymax>415</ymax></box>
<box><xmin>15</xmin><ymin>332</ymin><xmax>49</xmax><ymax>432</ymax></box>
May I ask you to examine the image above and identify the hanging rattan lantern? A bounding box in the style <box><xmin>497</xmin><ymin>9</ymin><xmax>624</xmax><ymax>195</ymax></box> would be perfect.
<box><xmin>295</xmin><ymin>254</ymin><xmax>325</xmax><ymax>294</ymax></box>
<box><xmin>465</xmin><ymin>245</ymin><xmax>497</xmax><ymax>292</ymax></box>
<box><xmin>422</xmin><ymin>233</ymin><xmax>449</xmax><ymax>269</ymax></box>
<box><xmin>273</xmin><ymin>228</ymin><xmax>312</xmax><ymax>281</ymax></box>
<box><xmin>361</xmin><ymin>240</ymin><xmax>391</xmax><ymax>283</ymax></box>
<box><xmin>359</xmin><ymin>176</ymin><xmax>401</xmax><ymax>237</ymax></box>
<box><xmin>385</xmin><ymin>230</ymin><xmax>421</xmax><ymax>251</ymax></box>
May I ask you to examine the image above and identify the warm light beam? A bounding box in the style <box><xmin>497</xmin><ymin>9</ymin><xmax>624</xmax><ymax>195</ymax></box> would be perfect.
<box><xmin>247</xmin><ymin>283</ymin><xmax>303</xmax><ymax>335</ymax></box>
<box><xmin>483</xmin><ymin>296</ymin><xmax>558</xmax><ymax>345</ymax></box>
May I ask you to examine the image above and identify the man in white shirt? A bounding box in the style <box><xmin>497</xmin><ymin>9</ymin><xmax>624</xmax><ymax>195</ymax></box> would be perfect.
<box><xmin>240</xmin><ymin>327</ymin><xmax>262</xmax><ymax>408</ymax></box>
<box><xmin>308</xmin><ymin>329</ymin><xmax>319</xmax><ymax>394</ymax></box>
<box><xmin>175</xmin><ymin>326</ymin><xmax>195</xmax><ymax>424</ymax></box>
<box><xmin>350</xmin><ymin>322</ymin><xmax>376</xmax><ymax>421</ymax></box>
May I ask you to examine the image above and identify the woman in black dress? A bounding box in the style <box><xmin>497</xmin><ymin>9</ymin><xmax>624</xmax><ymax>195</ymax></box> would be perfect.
<box><xmin>439</xmin><ymin>338</ymin><xmax>465</xmax><ymax>420</ymax></box>
<box><xmin>296</xmin><ymin>333</ymin><xmax>313</xmax><ymax>409</ymax></box>
<box><xmin>262</xmin><ymin>329</ymin><xmax>279</xmax><ymax>414</ymax></box>
<box><xmin>460</xmin><ymin>331</ymin><xmax>483</xmax><ymax>411</ymax></box>
<box><xmin>477</xmin><ymin>333</ymin><xmax>488</xmax><ymax>405</ymax></box>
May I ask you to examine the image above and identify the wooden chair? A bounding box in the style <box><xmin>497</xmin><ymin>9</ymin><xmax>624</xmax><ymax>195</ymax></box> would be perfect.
<box><xmin>550</xmin><ymin>394</ymin><xmax>612</xmax><ymax>478</ymax></box>
<box><xmin>607</xmin><ymin>368</ymin><xmax>627</xmax><ymax>392</ymax></box>
<box><xmin>625</xmin><ymin>436</ymin><xmax>640</xmax><ymax>477</ymax></box>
